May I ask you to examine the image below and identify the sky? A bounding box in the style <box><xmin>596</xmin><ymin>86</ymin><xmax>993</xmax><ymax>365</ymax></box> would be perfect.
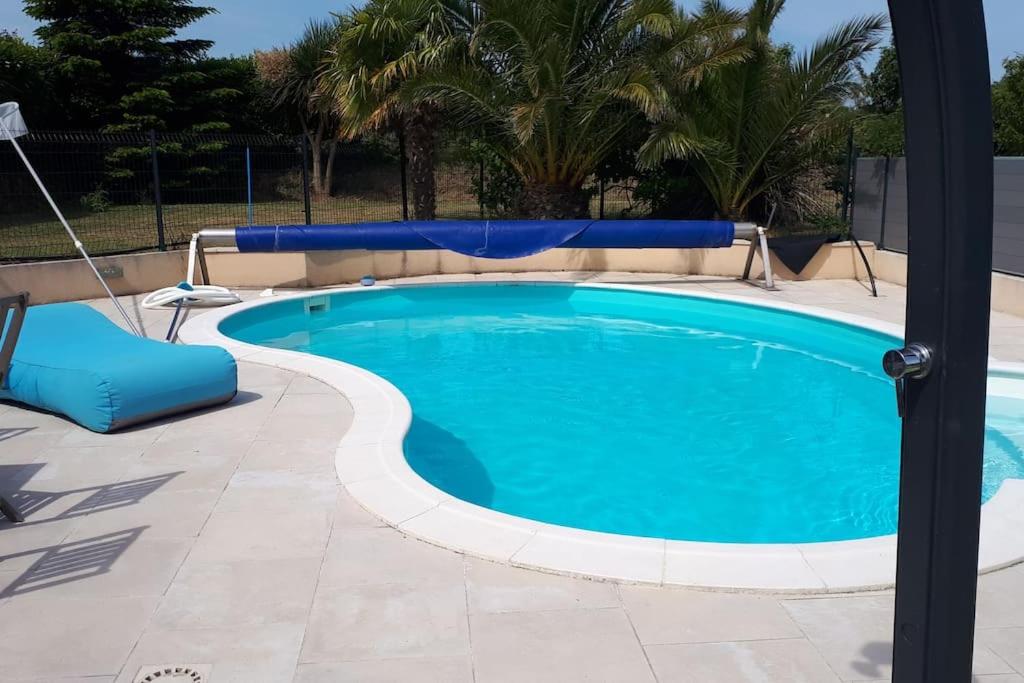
<box><xmin>2</xmin><ymin>0</ymin><xmax>1021</xmax><ymax>80</ymax></box>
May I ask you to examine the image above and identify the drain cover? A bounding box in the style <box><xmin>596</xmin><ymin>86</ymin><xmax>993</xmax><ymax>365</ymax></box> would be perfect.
<box><xmin>133</xmin><ymin>664</ymin><xmax>208</xmax><ymax>683</ymax></box>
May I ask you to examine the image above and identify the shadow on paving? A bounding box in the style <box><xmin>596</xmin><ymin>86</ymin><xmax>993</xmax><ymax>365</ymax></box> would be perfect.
<box><xmin>852</xmin><ymin>640</ymin><xmax>1008</xmax><ymax>682</ymax></box>
<box><xmin>0</xmin><ymin>426</ymin><xmax>35</xmax><ymax>443</ymax></box>
<box><xmin>0</xmin><ymin>526</ymin><xmax>147</xmax><ymax>597</ymax></box>
<box><xmin>853</xmin><ymin>641</ymin><xmax>892</xmax><ymax>679</ymax></box>
<box><xmin>0</xmin><ymin>471</ymin><xmax>182</xmax><ymax>528</ymax></box>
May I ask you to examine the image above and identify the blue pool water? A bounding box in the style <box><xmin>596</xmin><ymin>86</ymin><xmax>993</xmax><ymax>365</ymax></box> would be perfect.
<box><xmin>221</xmin><ymin>284</ymin><xmax>1024</xmax><ymax>543</ymax></box>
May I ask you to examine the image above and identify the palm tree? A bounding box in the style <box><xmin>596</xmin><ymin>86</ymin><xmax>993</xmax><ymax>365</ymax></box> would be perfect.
<box><xmin>255</xmin><ymin>19</ymin><xmax>344</xmax><ymax>198</ymax></box>
<box><xmin>320</xmin><ymin>0</ymin><xmax>474</xmax><ymax>220</ymax></box>
<box><xmin>639</xmin><ymin>0</ymin><xmax>886</xmax><ymax>221</ymax></box>
<box><xmin>402</xmin><ymin>0</ymin><xmax>746</xmax><ymax>219</ymax></box>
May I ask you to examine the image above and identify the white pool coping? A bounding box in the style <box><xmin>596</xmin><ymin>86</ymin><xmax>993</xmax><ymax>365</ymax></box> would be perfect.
<box><xmin>179</xmin><ymin>281</ymin><xmax>1024</xmax><ymax>592</ymax></box>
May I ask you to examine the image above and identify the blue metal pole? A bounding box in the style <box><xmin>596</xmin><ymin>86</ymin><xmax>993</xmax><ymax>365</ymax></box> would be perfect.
<box><xmin>245</xmin><ymin>146</ymin><xmax>254</xmax><ymax>225</ymax></box>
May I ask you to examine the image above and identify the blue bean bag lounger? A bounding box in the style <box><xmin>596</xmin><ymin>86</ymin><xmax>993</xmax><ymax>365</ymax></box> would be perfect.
<box><xmin>0</xmin><ymin>303</ymin><xmax>237</xmax><ymax>433</ymax></box>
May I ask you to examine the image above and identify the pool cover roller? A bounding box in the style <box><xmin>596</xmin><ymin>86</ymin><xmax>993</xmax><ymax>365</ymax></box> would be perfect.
<box><xmin>217</xmin><ymin>219</ymin><xmax>742</xmax><ymax>260</ymax></box>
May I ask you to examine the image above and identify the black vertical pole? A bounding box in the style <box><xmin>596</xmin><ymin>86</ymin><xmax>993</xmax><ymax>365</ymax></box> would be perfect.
<box><xmin>599</xmin><ymin>177</ymin><xmax>605</xmax><ymax>220</ymax></box>
<box><xmin>149</xmin><ymin>130</ymin><xmax>166</xmax><ymax>251</ymax></box>
<box><xmin>300</xmin><ymin>135</ymin><xmax>312</xmax><ymax>225</ymax></box>
<box><xmin>848</xmin><ymin>143</ymin><xmax>859</xmax><ymax>227</ymax></box>
<box><xmin>886</xmin><ymin>1</ymin><xmax>994</xmax><ymax>682</ymax></box>
<box><xmin>842</xmin><ymin>128</ymin><xmax>855</xmax><ymax>223</ymax></box>
<box><xmin>879</xmin><ymin>156</ymin><xmax>891</xmax><ymax>250</ymax></box>
<box><xmin>398</xmin><ymin>127</ymin><xmax>409</xmax><ymax>221</ymax></box>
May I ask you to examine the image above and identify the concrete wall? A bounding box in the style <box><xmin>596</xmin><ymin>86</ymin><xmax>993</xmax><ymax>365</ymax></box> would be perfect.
<box><xmin>8</xmin><ymin>241</ymin><xmax>1024</xmax><ymax>317</ymax></box>
<box><xmin>871</xmin><ymin>249</ymin><xmax>1024</xmax><ymax>318</ymax></box>
<box><xmin>1</xmin><ymin>240</ymin><xmax>872</xmax><ymax>304</ymax></box>
<box><xmin>853</xmin><ymin>156</ymin><xmax>1024</xmax><ymax>276</ymax></box>
<box><xmin>0</xmin><ymin>251</ymin><xmax>191</xmax><ymax>305</ymax></box>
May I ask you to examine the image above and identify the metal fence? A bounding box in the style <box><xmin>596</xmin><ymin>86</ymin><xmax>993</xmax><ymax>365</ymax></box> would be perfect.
<box><xmin>0</xmin><ymin>130</ymin><xmax>644</xmax><ymax>262</ymax></box>
<box><xmin>851</xmin><ymin>156</ymin><xmax>1024</xmax><ymax>277</ymax></box>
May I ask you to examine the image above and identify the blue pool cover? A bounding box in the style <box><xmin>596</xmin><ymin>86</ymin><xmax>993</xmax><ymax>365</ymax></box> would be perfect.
<box><xmin>233</xmin><ymin>220</ymin><xmax>736</xmax><ymax>259</ymax></box>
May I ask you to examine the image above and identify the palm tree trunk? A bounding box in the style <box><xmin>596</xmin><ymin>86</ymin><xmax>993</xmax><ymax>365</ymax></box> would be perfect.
<box><xmin>324</xmin><ymin>135</ymin><xmax>340</xmax><ymax>198</ymax></box>
<box><xmin>403</xmin><ymin>105</ymin><xmax>439</xmax><ymax>220</ymax></box>
<box><xmin>517</xmin><ymin>182</ymin><xmax>591</xmax><ymax>219</ymax></box>
<box><xmin>311</xmin><ymin>120</ymin><xmax>325</xmax><ymax>198</ymax></box>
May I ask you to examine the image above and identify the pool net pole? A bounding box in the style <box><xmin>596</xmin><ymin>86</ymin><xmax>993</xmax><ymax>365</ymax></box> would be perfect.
<box><xmin>0</xmin><ymin>117</ymin><xmax>141</xmax><ymax>336</ymax></box>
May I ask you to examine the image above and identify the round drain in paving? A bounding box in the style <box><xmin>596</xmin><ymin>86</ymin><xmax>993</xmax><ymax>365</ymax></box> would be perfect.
<box><xmin>134</xmin><ymin>666</ymin><xmax>203</xmax><ymax>683</ymax></box>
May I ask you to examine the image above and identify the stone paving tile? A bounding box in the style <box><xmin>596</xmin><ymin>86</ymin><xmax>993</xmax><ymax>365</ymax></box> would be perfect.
<box><xmin>992</xmin><ymin>344</ymin><xmax>1024</xmax><ymax>363</ymax></box>
<box><xmin>469</xmin><ymin>607</ymin><xmax>656</xmax><ymax>683</ymax></box>
<box><xmin>152</xmin><ymin>556</ymin><xmax>322</xmax><ymax>630</ymax></box>
<box><xmin>256</xmin><ymin>412</ymin><xmax>351</xmax><ymax>444</ymax></box>
<box><xmin>214</xmin><ymin>468</ymin><xmax>339</xmax><ymax>514</ymax></box>
<box><xmin>53</xmin><ymin>422</ymin><xmax>167</xmax><ymax>450</ymax></box>
<box><xmin>187</xmin><ymin>504</ymin><xmax>333</xmax><ymax>563</ymax></box>
<box><xmin>232</xmin><ymin>360</ymin><xmax>302</xmax><ymax>389</ymax></box>
<box><xmin>63</xmin><ymin>488</ymin><xmax>222</xmax><ymax>540</ymax></box>
<box><xmin>466</xmin><ymin>556</ymin><xmax>620</xmax><ymax>614</ymax></box>
<box><xmin>273</xmin><ymin>392</ymin><xmax>353</xmax><ymax>418</ymax></box>
<box><xmin>0</xmin><ymin>426</ymin><xmax>67</xmax><ymax>463</ymax></box>
<box><xmin>24</xmin><ymin>444</ymin><xmax>148</xmax><ymax>489</ymax></box>
<box><xmin>978</xmin><ymin>628</ymin><xmax>1024</xmax><ymax>675</ymax></box>
<box><xmin>331</xmin><ymin>489</ymin><xmax>388</xmax><ymax>529</ymax></box>
<box><xmin>294</xmin><ymin>656</ymin><xmax>474</xmax><ymax>682</ymax></box>
<box><xmin>236</xmin><ymin>438</ymin><xmax>338</xmax><ymax>475</ymax></box>
<box><xmin>300</xmin><ymin>582</ymin><xmax>471</xmax><ymax>663</ymax></box>
<box><xmin>0</xmin><ymin>595</ymin><xmax>160</xmax><ymax>679</ymax></box>
<box><xmin>782</xmin><ymin>595</ymin><xmax>1016</xmax><ymax>680</ymax></box>
<box><xmin>286</xmin><ymin>374</ymin><xmax>341</xmax><ymax>395</ymax></box>
<box><xmin>620</xmin><ymin>585</ymin><xmax>804</xmax><ymax>645</ymax></box>
<box><xmin>120</xmin><ymin>451</ymin><xmax>240</xmax><ymax>494</ymax></box>
<box><xmin>781</xmin><ymin>595</ymin><xmax>897</xmax><ymax>681</ymax></box>
<box><xmin>0</xmin><ymin>535</ymin><xmax>190</xmax><ymax>600</ymax></box>
<box><xmin>977</xmin><ymin>565</ymin><xmax>1024</xmax><ymax>630</ymax></box>
<box><xmin>116</xmin><ymin>622</ymin><xmax>306</xmax><ymax>683</ymax></box>
<box><xmin>8</xmin><ymin>677</ymin><xmax>116</xmax><ymax>683</ymax></box>
<box><xmin>318</xmin><ymin>526</ymin><xmax>466</xmax><ymax>588</ymax></box>
<box><xmin>645</xmin><ymin>638</ymin><xmax>842</xmax><ymax>682</ymax></box>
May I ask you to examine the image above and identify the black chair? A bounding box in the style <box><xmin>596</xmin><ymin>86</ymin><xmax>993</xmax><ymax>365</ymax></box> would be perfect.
<box><xmin>0</xmin><ymin>292</ymin><xmax>28</xmax><ymax>523</ymax></box>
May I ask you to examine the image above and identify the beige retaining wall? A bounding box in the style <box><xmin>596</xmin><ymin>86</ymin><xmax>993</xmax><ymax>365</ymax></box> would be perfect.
<box><xmin>1</xmin><ymin>240</ymin><xmax>873</xmax><ymax>305</ymax></box>
<box><xmin>5</xmin><ymin>241</ymin><xmax>1022</xmax><ymax>317</ymax></box>
<box><xmin>872</xmin><ymin>249</ymin><xmax>1024</xmax><ymax>318</ymax></box>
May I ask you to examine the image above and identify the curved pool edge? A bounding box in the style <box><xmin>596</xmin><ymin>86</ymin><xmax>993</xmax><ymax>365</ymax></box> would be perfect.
<box><xmin>178</xmin><ymin>280</ymin><xmax>1024</xmax><ymax>593</ymax></box>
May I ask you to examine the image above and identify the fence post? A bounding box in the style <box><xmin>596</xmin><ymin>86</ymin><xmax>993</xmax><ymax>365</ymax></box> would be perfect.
<box><xmin>300</xmin><ymin>135</ymin><xmax>312</xmax><ymax>225</ymax></box>
<box><xmin>599</xmin><ymin>176</ymin><xmax>605</xmax><ymax>220</ymax></box>
<box><xmin>398</xmin><ymin>127</ymin><xmax>409</xmax><ymax>221</ymax></box>
<box><xmin>149</xmin><ymin>130</ymin><xmax>166</xmax><ymax>251</ymax></box>
<box><xmin>879</xmin><ymin>156</ymin><xmax>891</xmax><ymax>250</ymax></box>
<box><xmin>842</xmin><ymin>128</ymin><xmax>854</xmax><ymax>223</ymax></box>
<box><xmin>848</xmin><ymin>143</ymin><xmax>860</xmax><ymax>227</ymax></box>
<box><xmin>245</xmin><ymin>145</ymin><xmax>254</xmax><ymax>225</ymax></box>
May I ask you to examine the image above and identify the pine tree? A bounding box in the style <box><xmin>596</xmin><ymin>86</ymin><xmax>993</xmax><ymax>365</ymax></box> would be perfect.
<box><xmin>23</xmin><ymin>0</ymin><xmax>222</xmax><ymax>132</ymax></box>
<box><xmin>0</xmin><ymin>30</ymin><xmax>66</xmax><ymax>127</ymax></box>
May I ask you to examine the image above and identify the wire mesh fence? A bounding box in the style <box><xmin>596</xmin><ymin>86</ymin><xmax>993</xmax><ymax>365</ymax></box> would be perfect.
<box><xmin>1</xmin><ymin>130</ymin><xmax>652</xmax><ymax>263</ymax></box>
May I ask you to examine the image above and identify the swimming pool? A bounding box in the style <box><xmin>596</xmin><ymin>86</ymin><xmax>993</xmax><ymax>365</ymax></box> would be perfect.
<box><xmin>219</xmin><ymin>283</ymin><xmax>1024</xmax><ymax>545</ymax></box>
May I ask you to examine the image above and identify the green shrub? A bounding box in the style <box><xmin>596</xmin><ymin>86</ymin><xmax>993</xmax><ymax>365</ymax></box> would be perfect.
<box><xmin>80</xmin><ymin>188</ymin><xmax>112</xmax><ymax>213</ymax></box>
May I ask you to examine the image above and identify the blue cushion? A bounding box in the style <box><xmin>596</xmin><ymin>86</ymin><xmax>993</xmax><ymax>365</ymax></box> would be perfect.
<box><xmin>0</xmin><ymin>303</ymin><xmax>237</xmax><ymax>433</ymax></box>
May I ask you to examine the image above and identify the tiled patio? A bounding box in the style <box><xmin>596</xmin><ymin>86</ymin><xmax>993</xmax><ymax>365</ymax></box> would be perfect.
<box><xmin>2</xmin><ymin>272</ymin><xmax>1024</xmax><ymax>682</ymax></box>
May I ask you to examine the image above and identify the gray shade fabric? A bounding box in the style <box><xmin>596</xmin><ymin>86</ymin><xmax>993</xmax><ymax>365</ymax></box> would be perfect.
<box><xmin>0</xmin><ymin>102</ymin><xmax>29</xmax><ymax>140</ymax></box>
<box><xmin>853</xmin><ymin>156</ymin><xmax>1024</xmax><ymax>276</ymax></box>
